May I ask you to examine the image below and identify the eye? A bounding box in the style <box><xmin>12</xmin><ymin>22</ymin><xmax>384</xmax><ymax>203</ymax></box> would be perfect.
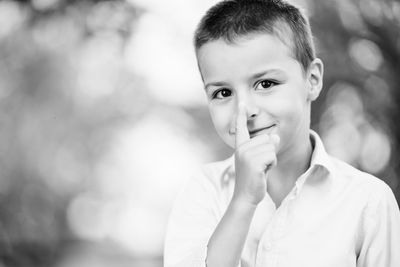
<box><xmin>212</xmin><ymin>88</ymin><xmax>232</xmax><ymax>99</ymax></box>
<box><xmin>255</xmin><ymin>80</ymin><xmax>277</xmax><ymax>91</ymax></box>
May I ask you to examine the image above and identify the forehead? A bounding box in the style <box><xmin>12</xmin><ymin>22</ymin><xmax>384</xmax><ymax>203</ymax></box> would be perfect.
<box><xmin>197</xmin><ymin>33</ymin><xmax>300</xmax><ymax>82</ymax></box>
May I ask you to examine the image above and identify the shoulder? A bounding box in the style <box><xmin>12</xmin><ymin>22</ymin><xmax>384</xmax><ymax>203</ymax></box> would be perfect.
<box><xmin>168</xmin><ymin>155</ymin><xmax>235</xmax><ymax>220</ymax></box>
<box><xmin>329</xmin><ymin>156</ymin><xmax>394</xmax><ymax>202</ymax></box>
<box><xmin>176</xmin><ymin>155</ymin><xmax>234</xmax><ymax>199</ymax></box>
<box><xmin>190</xmin><ymin>155</ymin><xmax>234</xmax><ymax>189</ymax></box>
<box><xmin>202</xmin><ymin>155</ymin><xmax>234</xmax><ymax>180</ymax></box>
<box><xmin>328</xmin><ymin>157</ymin><xmax>400</xmax><ymax>226</ymax></box>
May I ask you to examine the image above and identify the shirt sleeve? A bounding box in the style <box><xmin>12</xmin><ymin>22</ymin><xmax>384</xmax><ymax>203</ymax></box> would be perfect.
<box><xmin>357</xmin><ymin>182</ymin><xmax>400</xmax><ymax>267</ymax></box>
<box><xmin>163</xmin><ymin>169</ymin><xmax>223</xmax><ymax>267</ymax></box>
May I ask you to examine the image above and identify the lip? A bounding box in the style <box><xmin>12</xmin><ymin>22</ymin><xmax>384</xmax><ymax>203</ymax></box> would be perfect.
<box><xmin>249</xmin><ymin>124</ymin><xmax>276</xmax><ymax>138</ymax></box>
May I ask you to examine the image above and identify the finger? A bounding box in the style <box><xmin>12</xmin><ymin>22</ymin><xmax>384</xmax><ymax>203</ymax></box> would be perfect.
<box><xmin>236</xmin><ymin>133</ymin><xmax>278</xmax><ymax>152</ymax></box>
<box><xmin>235</xmin><ymin>102</ymin><xmax>250</xmax><ymax>148</ymax></box>
<box><xmin>244</xmin><ymin>144</ymin><xmax>276</xmax><ymax>157</ymax></box>
<box><xmin>250</xmin><ymin>151</ymin><xmax>277</xmax><ymax>173</ymax></box>
<box><xmin>236</xmin><ymin>133</ymin><xmax>270</xmax><ymax>151</ymax></box>
<box><xmin>252</xmin><ymin>147</ymin><xmax>277</xmax><ymax>165</ymax></box>
<box><xmin>267</xmin><ymin>134</ymin><xmax>279</xmax><ymax>167</ymax></box>
<box><xmin>269</xmin><ymin>134</ymin><xmax>280</xmax><ymax>150</ymax></box>
<box><xmin>262</xmin><ymin>155</ymin><xmax>277</xmax><ymax>174</ymax></box>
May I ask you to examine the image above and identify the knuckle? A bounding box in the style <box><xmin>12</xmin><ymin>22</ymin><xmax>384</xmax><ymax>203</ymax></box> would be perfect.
<box><xmin>254</xmin><ymin>134</ymin><xmax>270</xmax><ymax>142</ymax></box>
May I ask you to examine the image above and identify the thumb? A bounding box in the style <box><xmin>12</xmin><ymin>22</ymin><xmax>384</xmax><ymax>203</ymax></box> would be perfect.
<box><xmin>269</xmin><ymin>133</ymin><xmax>280</xmax><ymax>150</ymax></box>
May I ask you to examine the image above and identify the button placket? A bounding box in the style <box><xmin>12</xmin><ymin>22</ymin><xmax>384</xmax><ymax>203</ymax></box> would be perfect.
<box><xmin>255</xmin><ymin>190</ymin><xmax>297</xmax><ymax>267</ymax></box>
<box><xmin>255</xmin><ymin>212</ymin><xmax>278</xmax><ymax>267</ymax></box>
<box><xmin>264</xmin><ymin>198</ymin><xmax>293</xmax><ymax>267</ymax></box>
<box><xmin>255</xmin><ymin>224</ymin><xmax>271</xmax><ymax>266</ymax></box>
<box><xmin>275</xmin><ymin>202</ymin><xmax>290</xmax><ymax>239</ymax></box>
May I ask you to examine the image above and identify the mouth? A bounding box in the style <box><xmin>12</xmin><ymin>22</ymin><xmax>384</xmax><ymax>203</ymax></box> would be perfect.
<box><xmin>249</xmin><ymin>124</ymin><xmax>276</xmax><ymax>138</ymax></box>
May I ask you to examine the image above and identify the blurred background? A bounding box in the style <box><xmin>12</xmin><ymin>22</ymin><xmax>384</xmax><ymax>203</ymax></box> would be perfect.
<box><xmin>0</xmin><ymin>0</ymin><xmax>399</xmax><ymax>266</ymax></box>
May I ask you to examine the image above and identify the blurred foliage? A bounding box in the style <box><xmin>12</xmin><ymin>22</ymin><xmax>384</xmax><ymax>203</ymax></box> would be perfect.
<box><xmin>310</xmin><ymin>0</ymin><xmax>400</xmax><ymax>199</ymax></box>
<box><xmin>0</xmin><ymin>0</ymin><xmax>146</xmax><ymax>266</ymax></box>
<box><xmin>0</xmin><ymin>0</ymin><xmax>399</xmax><ymax>266</ymax></box>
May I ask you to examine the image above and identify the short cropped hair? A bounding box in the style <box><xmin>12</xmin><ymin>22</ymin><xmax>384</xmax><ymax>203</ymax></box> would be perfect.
<box><xmin>194</xmin><ymin>0</ymin><xmax>315</xmax><ymax>72</ymax></box>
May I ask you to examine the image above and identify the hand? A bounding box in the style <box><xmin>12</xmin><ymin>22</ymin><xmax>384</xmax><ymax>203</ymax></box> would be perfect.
<box><xmin>233</xmin><ymin>103</ymin><xmax>280</xmax><ymax>206</ymax></box>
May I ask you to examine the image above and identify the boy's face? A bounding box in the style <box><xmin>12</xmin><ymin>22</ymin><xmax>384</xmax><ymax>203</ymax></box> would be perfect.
<box><xmin>197</xmin><ymin>33</ymin><xmax>322</xmax><ymax>155</ymax></box>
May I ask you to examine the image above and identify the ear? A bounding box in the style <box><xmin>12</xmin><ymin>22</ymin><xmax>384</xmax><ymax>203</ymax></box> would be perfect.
<box><xmin>306</xmin><ymin>58</ymin><xmax>324</xmax><ymax>101</ymax></box>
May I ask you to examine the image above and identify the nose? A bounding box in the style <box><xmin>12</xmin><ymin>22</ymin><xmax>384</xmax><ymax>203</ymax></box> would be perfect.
<box><xmin>229</xmin><ymin>94</ymin><xmax>260</xmax><ymax>136</ymax></box>
<box><xmin>238</xmin><ymin>97</ymin><xmax>260</xmax><ymax>119</ymax></box>
<box><xmin>247</xmin><ymin>105</ymin><xmax>259</xmax><ymax>119</ymax></box>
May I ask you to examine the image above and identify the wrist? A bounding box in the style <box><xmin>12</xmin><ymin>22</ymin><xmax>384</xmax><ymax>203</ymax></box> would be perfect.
<box><xmin>230</xmin><ymin>195</ymin><xmax>259</xmax><ymax>212</ymax></box>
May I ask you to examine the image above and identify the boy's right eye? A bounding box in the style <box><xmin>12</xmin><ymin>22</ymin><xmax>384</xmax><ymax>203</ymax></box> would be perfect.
<box><xmin>212</xmin><ymin>88</ymin><xmax>232</xmax><ymax>99</ymax></box>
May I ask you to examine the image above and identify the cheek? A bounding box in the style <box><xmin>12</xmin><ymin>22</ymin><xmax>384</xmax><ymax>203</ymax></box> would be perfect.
<box><xmin>209</xmin><ymin>105</ymin><xmax>231</xmax><ymax>132</ymax></box>
<box><xmin>209</xmin><ymin>104</ymin><xmax>235</xmax><ymax>146</ymax></box>
<box><xmin>263</xmin><ymin>89</ymin><xmax>307</xmax><ymax>125</ymax></box>
<box><xmin>277</xmin><ymin>91</ymin><xmax>309</xmax><ymax>130</ymax></box>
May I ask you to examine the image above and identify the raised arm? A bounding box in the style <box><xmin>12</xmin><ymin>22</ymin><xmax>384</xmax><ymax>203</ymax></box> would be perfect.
<box><xmin>206</xmin><ymin>103</ymin><xmax>279</xmax><ymax>267</ymax></box>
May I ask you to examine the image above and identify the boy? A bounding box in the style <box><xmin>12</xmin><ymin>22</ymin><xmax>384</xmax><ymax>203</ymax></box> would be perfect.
<box><xmin>164</xmin><ymin>0</ymin><xmax>400</xmax><ymax>266</ymax></box>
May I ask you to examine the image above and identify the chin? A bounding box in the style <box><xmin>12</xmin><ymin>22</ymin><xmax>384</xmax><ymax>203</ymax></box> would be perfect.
<box><xmin>223</xmin><ymin>139</ymin><xmax>235</xmax><ymax>150</ymax></box>
<box><xmin>219</xmin><ymin>134</ymin><xmax>235</xmax><ymax>149</ymax></box>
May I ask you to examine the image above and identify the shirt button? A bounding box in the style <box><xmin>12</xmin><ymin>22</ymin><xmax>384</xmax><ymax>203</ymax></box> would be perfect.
<box><xmin>264</xmin><ymin>242</ymin><xmax>272</xmax><ymax>251</ymax></box>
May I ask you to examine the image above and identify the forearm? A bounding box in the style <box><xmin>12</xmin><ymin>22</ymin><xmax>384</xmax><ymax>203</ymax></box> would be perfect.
<box><xmin>206</xmin><ymin>198</ymin><xmax>257</xmax><ymax>267</ymax></box>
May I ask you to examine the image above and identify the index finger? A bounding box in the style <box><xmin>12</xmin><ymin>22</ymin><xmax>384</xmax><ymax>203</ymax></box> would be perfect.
<box><xmin>235</xmin><ymin>102</ymin><xmax>250</xmax><ymax>148</ymax></box>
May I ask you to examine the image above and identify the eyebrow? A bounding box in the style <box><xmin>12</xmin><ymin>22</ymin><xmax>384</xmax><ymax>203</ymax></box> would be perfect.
<box><xmin>204</xmin><ymin>68</ymin><xmax>286</xmax><ymax>92</ymax></box>
<box><xmin>251</xmin><ymin>69</ymin><xmax>286</xmax><ymax>79</ymax></box>
<box><xmin>204</xmin><ymin>81</ymin><xmax>229</xmax><ymax>93</ymax></box>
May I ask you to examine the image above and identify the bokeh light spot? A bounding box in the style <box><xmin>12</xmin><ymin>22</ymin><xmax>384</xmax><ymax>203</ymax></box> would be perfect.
<box><xmin>360</xmin><ymin>128</ymin><xmax>391</xmax><ymax>174</ymax></box>
<box><xmin>32</xmin><ymin>0</ymin><xmax>61</xmax><ymax>10</ymax></box>
<box><xmin>67</xmin><ymin>194</ymin><xmax>108</xmax><ymax>241</ymax></box>
<box><xmin>0</xmin><ymin>1</ymin><xmax>26</xmax><ymax>39</ymax></box>
<box><xmin>323</xmin><ymin>121</ymin><xmax>361</xmax><ymax>165</ymax></box>
<box><xmin>124</xmin><ymin>13</ymin><xmax>205</xmax><ymax>106</ymax></box>
<box><xmin>349</xmin><ymin>39</ymin><xmax>383</xmax><ymax>72</ymax></box>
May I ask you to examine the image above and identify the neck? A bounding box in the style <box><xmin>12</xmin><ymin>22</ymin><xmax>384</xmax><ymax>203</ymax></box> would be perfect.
<box><xmin>269</xmin><ymin>131</ymin><xmax>313</xmax><ymax>186</ymax></box>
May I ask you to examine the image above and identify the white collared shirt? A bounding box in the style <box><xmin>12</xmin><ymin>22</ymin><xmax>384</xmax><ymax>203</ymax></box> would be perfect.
<box><xmin>164</xmin><ymin>131</ymin><xmax>400</xmax><ymax>267</ymax></box>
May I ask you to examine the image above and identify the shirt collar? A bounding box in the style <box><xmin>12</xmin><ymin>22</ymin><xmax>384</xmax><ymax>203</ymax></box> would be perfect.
<box><xmin>223</xmin><ymin>130</ymin><xmax>334</xmax><ymax>185</ymax></box>
<box><xmin>293</xmin><ymin>130</ymin><xmax>334</xmax><ymax>195</ymax></box>
<box><xmin>308</xmin><ymin>130</ymin><xmax>335</xmax><ymax>174</ymax></box>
